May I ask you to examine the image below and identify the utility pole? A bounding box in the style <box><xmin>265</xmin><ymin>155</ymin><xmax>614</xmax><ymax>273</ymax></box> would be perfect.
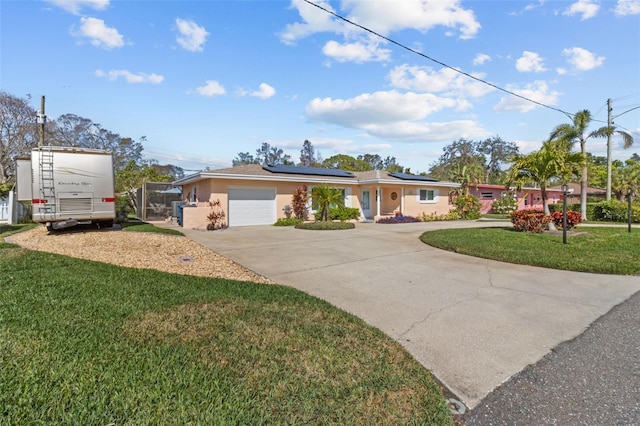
<box><xmin>606</xmin><ymin>98</ymin><xmax>612</xmax><ymax>201</ymax></box>
<box><xmin>37</xmin><ymin>95</ymin><xmax>46</xmax><ymax>147</ymax></box>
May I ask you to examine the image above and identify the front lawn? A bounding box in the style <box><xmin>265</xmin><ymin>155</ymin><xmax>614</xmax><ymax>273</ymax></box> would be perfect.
<box><xmin>1</xmin><ymin>225</ymin><xmax>452</xmax><ymax>425</ymax></box>
<box><xmin>420</xmin><ymin>226</ymin><xmax>640</xmax><ymax>275</ymax></box>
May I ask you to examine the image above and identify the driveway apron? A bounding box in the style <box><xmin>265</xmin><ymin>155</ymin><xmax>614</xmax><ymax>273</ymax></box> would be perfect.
<box><xmin>171</xmin><ymin>221</ymin><xmax>640</xmax><ymax>410</ymax></box>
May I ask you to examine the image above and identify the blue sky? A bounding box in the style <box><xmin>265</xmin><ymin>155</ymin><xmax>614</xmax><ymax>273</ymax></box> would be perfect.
<box><xmin>2</xmin><ymin>0</ymin><xmax>639</xmax><ymax>174</ymax></box>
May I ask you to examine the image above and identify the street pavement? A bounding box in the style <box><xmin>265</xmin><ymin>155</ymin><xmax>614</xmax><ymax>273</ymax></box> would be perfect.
<box><xmin>155</xmin><ymin>220</ymin><xmax>640</xmax><ymax>415</ymax></box>
<box><xmin>463</xmin><ymin>289</ymin><xmax>640</xmax><ymax>425</ymax></box>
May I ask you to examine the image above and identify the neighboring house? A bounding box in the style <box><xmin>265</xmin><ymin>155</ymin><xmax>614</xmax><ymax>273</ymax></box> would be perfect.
<box><xmin>172</xmin><ymin>164</ymin><xmax>459</xmax><ymax>229</ymax></box>
<box><xmin>547</xmin><ymin>183</ymin><xmax>605</xmax><ymax>204</ymax></box>
<box><xmin>469</xmin><ymin>183</ymin><xmax>564</xmax><ymax>214</ymax></box>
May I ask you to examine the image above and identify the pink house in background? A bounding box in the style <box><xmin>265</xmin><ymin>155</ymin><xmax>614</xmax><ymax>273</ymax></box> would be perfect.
<box><xmin>469</xmin><ymin>184</ymin><xmax>565</xmax><ymax>214</ymax></box>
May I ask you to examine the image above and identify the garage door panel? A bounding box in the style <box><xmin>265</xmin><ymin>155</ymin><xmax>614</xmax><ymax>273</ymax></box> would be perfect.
<box><xmin>228</xmin><ymin>188</ymin><xmax>276</xmax><ymax>226</ymax></box>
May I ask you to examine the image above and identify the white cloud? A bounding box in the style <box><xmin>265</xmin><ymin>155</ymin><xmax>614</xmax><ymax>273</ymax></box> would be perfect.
<box><xmin>322</xmin><ymin>40</ymin><xmax>391</xmax><ymax>63</ymax></box>
<box><xmin>279</xmin><ymin>0</ymin><xmax>344</xmax><ymax>45</ymax></box>
<box><xmin>562</xmin><ymin>47</ymin><xmax>605</xmax><ymax>71</ymax></box>
<box><xmin>515</xmin><ymin>51</ymin><xmax>547</xmax><ymax>72</ymax></box>
<box><xmin>615</xmin><ymin>0</ymin><xmax>640</xmax><ymax>15</ymax></box>
<box><xmin>473</xmin><ymin>53</ymin><xmax>491</xmax><ymax>66</ymax></box>
<box><xmin>304</xmin><ymin>90</ymin><xmax>489</xmax><ymax>141</ymax></box>
<box><xmin>387</xmin><ymin>65</ymin><xmax>495</xmax><ymax>98</ymax></box>
<box><xmin>364</xmin><ymin>120</ymin><xmax>490</xmax><ymax>141</ymax></box>
<box><xmin>280</xmin><ymin>0</ymin><xmax>481</xmax><ymax>62</ymax></box>
<box><xmin>175</xmin><ymin>18</ymin><xmax>209</xmax><ymax>52</ymax></box>
<box><xmin>45</xmin><ymin>0</ymin><xmax>109</xmax><ymax>15</ymax></box>
<box><xmin>563</xmin><ymin>0</ymin><xmax>600</xmax><ymax>20</ymax></box>
<box><xmin>95</xmin><ymin>70</ymin><xmax>164</xmax><ymax>83</ymax></box>
<box><xmin>306</xmin><ymin>91</ymin><xmax>457</xmax><ymax>127</ymax></box>
<box><xmin>250</xmin><ymin>83</ymin><xmax>276</xmax><ymax>99</ymax></box>
<box><xmin>194</xmin><ymin>80</ymin><xmax>226</xmax><ymax>97</ymax></box>
<box><xmin>74</xmin><ymin>17</ymin><xmax>124</xmax><ymax>49</ymax></box>
<box><xmin>340</xmin><ymin>0</ymin><xmax>481</xmax><ymax>40</ymax></box>
<box><xmin>494</xmin><ymin>80</ymin><xmax>561</xmax><ymax>112</ymax></box>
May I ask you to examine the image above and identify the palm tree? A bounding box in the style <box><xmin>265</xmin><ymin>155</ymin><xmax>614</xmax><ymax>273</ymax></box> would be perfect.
<box><xmin>311</xmin><ymin>185</ymin><xmax>344</xmax><ymax>221</ymax></box>
<box><xmin>550</xmin><ymin>110</ymin><xmax>634</xmax><ymax>220</ymax></box>
<box><xmin>506</xmin><ymin>140</ymin><xmax>582</xmax><ymax>231</ymax></box>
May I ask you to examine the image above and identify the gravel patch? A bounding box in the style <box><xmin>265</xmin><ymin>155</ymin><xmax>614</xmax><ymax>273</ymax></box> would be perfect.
<box><xmin>7</xmin><ymin>226</ymin><xmax>272</xmax><ymax>284</ymax></box>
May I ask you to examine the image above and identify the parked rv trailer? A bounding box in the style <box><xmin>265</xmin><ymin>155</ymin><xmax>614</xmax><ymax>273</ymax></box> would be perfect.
<box><xmin>16</xmin><ymin>146</ymin><xmax>116</xmax><ymax>231</ymax></box>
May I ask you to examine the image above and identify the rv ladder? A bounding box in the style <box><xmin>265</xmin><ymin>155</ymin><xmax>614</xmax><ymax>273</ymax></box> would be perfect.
<box><xmin>38</xmin><ymin>147</ymin><xmax>57</xmax><ymax>218</ymax></box>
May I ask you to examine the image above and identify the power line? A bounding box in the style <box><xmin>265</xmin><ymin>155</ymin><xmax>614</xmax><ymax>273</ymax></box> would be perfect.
<box><xmin>302</xmin><ymin>0</ymin><xmax>575</xmax><ymax>119</ymax></box>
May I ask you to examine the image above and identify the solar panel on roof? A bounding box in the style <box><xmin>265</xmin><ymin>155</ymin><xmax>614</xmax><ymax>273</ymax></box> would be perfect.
<box><xmin>263</xmin><ymin>164</ymin><xmax>354</xmax><ymax>178</ymax></box>
<box><xmin>388</xmin><ymin>172</ymin><xmax>438</xmax><ymax>182</ymax></box>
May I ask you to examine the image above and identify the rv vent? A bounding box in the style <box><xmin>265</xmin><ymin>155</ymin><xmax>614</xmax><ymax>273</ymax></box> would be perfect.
<box><xmin>60</xmin><ymin>198</ymin><xmax>92</xmax><ymax>213</ymax></box>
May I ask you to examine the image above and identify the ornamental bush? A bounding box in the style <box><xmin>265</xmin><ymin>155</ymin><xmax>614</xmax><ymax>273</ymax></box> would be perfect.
<box><xmin>509</xmin><ymin>209</ymin><xmax>550</xmax><ymax>233</ymax></box>
<box><xmin>295</xmin><ymin>221</ymin><xmax>355</xmax><ymax>230</ymax></box>
<box><xmin>550</xmin><ymin>210</ymin><xmax>582</xmax><ymax>230</ymax></box>
<box><xmin>455</xmin><ymin>195</ymin><xmax>481</xmax><ymax>220</ymax></box>
<box><xmin>329</xmin><ymin>206</ymin><xmax>360</xmax><ymax>221</ymax></box>
<box><xmin>491</xmin><ymin>193</ymin><xmax>518</xmax><ymax>214</ymax></box>
<box><xmin>274</xmin><ymin>218</ymin><xmax>304</xmax><ymax>226</ymax></box>
<box><xmin>419</xmin><ymin>211</ymin><xmax>460</xmax><ymax>222</ymax></box>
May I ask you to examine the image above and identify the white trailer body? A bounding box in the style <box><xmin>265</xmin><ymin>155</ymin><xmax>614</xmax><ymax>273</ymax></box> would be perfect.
<box><xmin>19</xmin><ymin>146</ymin><xmax>116</xmax><ymax>230</ymax></box>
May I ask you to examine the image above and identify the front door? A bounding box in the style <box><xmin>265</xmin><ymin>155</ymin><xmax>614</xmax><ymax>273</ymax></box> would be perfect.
<box><xmin>361</xmin><ymin>190</ymin><xmax>371</xmax><ymax>219</ymax></box>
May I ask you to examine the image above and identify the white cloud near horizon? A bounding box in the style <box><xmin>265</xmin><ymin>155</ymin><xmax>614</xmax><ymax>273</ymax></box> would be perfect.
<box><xmin>194</xmin><ymin>80</ymin><xmax>226</xmax><ymax>97</ymax></box>
<box><xmin>494</xmin><ymin>80</ymin><xmax>561</xmax><ymax>112</ymax></box>
<box><xmin>73</xmin><ymin>17</ymin><xmax>124</xmax><ymax>49</ymax></box>
<box><xmin>516</xmin><ymin>51</ymin><xmax>547</xmax><ymax>72</ymax></box>
<box><xmin>562</xmin><ymin>47</ymin><xmax>605</xmax><ymax>71</ymax></box>
<box><xmin>95</xmin><ymin>69</ymin><xmax>164</xmax><ymax>83</ymax></box>
<box><xmin>563</xmin><ymin>0</ymin><xmax>600</xmax><ymax>20</ymax></box>
<box><xmin>45</xmin><ymin>0</ymin><xmax>109</xmax><ymax>15</ymax></box>
<box><xmin>615</xmin><ymin>0</ymin><xmax>640</xmax><ymax>15</ymax></box>
<box><xmin>305</xmin><ymin>90</ymin><xmax>489</xmax><ymax>141</ymax></box>
<box><xmin>175</xmin><ymin>18</ymin><xmax>209</xmax><ymax>52</ymax></box>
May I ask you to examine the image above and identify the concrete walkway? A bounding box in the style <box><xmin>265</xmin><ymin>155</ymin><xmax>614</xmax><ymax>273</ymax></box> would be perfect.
<box><xmin>158</xmin><ymin>220</ymin><xmax>640</xmax><ymax>410</ymax></box>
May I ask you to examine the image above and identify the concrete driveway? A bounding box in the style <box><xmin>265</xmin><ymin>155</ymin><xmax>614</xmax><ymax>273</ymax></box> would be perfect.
<box><xmin>173</xmin><ymin>221</ymin><xmax>640</xmax><ymax>410</ymax></box>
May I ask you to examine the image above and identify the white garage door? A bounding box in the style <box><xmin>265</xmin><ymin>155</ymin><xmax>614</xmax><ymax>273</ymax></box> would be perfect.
<box><xmin>228</xmin><ymin>188</ymin><xmax>276</xmax><ymax>227</ymax></box>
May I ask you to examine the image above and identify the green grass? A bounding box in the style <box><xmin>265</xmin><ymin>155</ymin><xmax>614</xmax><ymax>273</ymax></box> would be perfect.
<box><xmin>420</xmin><ymin>226</ymin><xmax>640</xmax><ymax>275</ymax></box>
<box><xmin>1</xmin><ymin>227</ymin><xmax>452</xmax><ymax>425</ymax></box>
<box><xmin>295</xmin><ymin>221</ymin><xmax>356</xmax><ymax>230</ymax></box>
<box><xmin>120</xmin><ymin>220</ymin><xmax>183</xmax><ymax>235</ymax></box>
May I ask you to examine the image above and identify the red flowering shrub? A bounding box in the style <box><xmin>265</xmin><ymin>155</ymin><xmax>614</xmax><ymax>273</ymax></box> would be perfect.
<box><xmin>509</xmin><ymin>209</ymin><xmax>550</xmax><ymax>233</ymax></box>
<box><xmin>550</xmin><ymin>210</ymin><xmax>582</xmax><ymax>230</ymax></box>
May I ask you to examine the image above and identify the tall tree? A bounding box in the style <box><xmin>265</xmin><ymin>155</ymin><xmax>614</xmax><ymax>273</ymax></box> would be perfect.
<box><xmin>232</xmin><ymin>152</ymin><xmax>258</xmax><ymax>166</ymax></box>
<box><xmin>255</xmin><ymin>142</ymin><xmax>292</xmax><ymax>166</ymax></box>
<box><xmin>299</xmin><ymin>139</ymin><xmax>319</xmax><ymax>167</ymax></box>
<box><xmin>611</xmin><ymin>157</ymin><xmax>640</xmax><ymax>201</ymax></box>
<box><xmin>477</xmin><ymin>136</ymin><xmax>519</xmax><ymax>184</ymax></box>
<box><xmin>428</xmin><ymin>138</ymin><xmax>486</xmax><ymax>183</ymax></box>
<box><xmin>115</xmin><ymin>160</ymin><xmax>173</xmax><ymax>215</ymax></box>
<box><xmin>0</xmin><ymin>92</ymin><xmax>39</xmax><ymax>183</ymax></box>
<box><xmin>50</xmin><ymin>114</ymin><xmax>144</xmax><ymax>171</ymax></box>
<box><xmin>506</xmin><ymin>140</ymin><xmax>582</xmax><ymax>230</ymax></box>
<box><xmin>357</xmin><ymin>153</ymin><xmax>384</xmax><ymax>170</ymax></box>
<box><xmin>550</xmin><ymin>109</ymin><xmax>634</xmax><ymax>220</ymax></box>
<box><xmin>321</xmin><ymin>154</ymin><xmax>370</xmax><ymax>171</ymax></box>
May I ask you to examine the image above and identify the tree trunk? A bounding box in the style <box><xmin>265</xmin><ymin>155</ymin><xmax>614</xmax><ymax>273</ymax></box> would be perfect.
<box><xmin>580</xmin><ymin>142</ymin><xmax>588</xmax><ymax>221</ymax></box>
<box><xmin>541</xmin><ymin>184</ymin><xmax>557</xmax><ymax>231</ymax></box>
